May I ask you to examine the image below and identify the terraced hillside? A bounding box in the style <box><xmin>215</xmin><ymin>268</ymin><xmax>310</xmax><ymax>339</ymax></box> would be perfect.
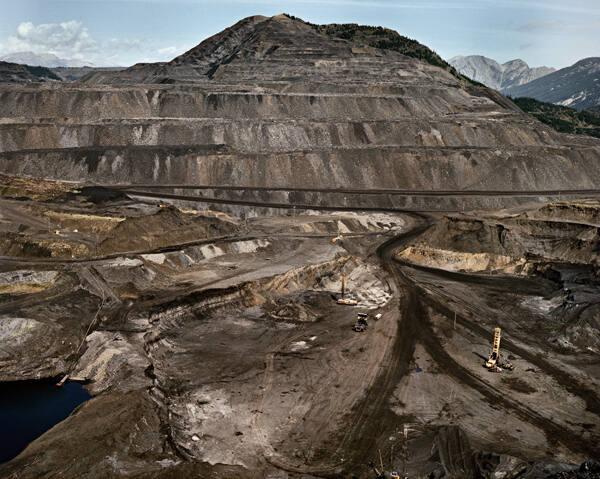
<box><xmin>0</xmin><ymin>14</ymin><xmax>599</xmax><ymax>212</ymax></box>
<box><xmin>1</xmin><ymin>13</ymin><xmax>600</xmax><ymax>479</ymax></box>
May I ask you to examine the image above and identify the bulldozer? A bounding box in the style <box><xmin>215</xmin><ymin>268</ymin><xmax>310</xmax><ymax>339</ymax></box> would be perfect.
<box><xmin>485</xmin><ymin>327</ymin><xmax>514</xmax><ymax>372</ymax></box>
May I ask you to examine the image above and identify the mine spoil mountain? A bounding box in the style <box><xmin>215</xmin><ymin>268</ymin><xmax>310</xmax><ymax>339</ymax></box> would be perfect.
<box><xmin>0</xmin><ymin>13</ymin><xmax>600</xmax><ymax>479</ymax></box>
<box><xmin>0</xmin><ymin>13</ymin><xmax>599</xmax><ymax>212</ymax></box>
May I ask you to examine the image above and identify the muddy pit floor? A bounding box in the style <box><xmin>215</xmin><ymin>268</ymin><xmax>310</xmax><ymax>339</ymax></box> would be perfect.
<box><xmin>0</xmin><ymin>188</ymin><xmax>598</xmax><ymax>478</ymax></box>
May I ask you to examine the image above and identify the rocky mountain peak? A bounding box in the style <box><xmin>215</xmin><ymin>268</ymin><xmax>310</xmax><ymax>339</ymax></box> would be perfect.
<box><xmin>504</xmin><ymin>57</ymin><xmax>600</xmax><ymax>110</ymax></box>
<box><xmin>449</xmin><ymin>54</ymin><xmax>554</xmax><ymax>91</ymax></box>
<box><xmin>503</xmin><ymin>58</ymin><xmax>528</xmax><ymax>69</ymax></box>
<box><xmin>166</xmin><ymin>13</ymin><xmax>351</xmax><ymax>77</ymax></box>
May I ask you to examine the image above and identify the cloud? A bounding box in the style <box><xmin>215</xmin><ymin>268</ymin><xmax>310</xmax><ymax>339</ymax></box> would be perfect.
<box><xmin>515</xmin><ymin>20</ymin><xmax>563</xmax><ymax>33</ymax></box>
<box><xmin>484</xmin><ymin>0</ymin><xmax>600</xmax><ymax>16</ymax></box>
<box><xmin>515</xmin><ymin>19</ymin><xmax>600</xmax><ymax>34</ymax></box>
<box><xmin>3</xmin><ymin>21</ymin><xmax>96</xmax><ymax>60</ymax></box>
<box><xmin>106</xmin><ymin>38</ymin><xmax>144</xmax><ymax>51</ymax></box>
<box><xmin>0</xmin><ymin>20</ymin><xmax>184</xmax><ymax>66</ymax></box>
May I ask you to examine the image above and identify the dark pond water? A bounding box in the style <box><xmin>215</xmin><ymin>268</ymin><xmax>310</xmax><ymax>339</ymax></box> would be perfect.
<box><xmin>0</xmin><ymin>379</ymin><xmax>90</xmax><ymax>463</ymax></box>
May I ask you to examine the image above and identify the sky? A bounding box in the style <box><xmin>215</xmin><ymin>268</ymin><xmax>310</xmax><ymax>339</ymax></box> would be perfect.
<box><xmin>0</xmin><ymin>0</ymin><xmax>598</xmax><ymax>68</ymax></box>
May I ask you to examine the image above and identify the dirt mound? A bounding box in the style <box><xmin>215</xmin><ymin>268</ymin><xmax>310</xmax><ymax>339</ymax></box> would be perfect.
<box><xmin>0</xmin><ymin>173</ymin><xmax>76</xmax><ymax>200</ymax></box>
<box><xmin>0</xmin><ymin>199</ymin><xmax>238</xmax><ymax>259</ymax></box>
<box><xmin>98</xmin><ymin>206</ymin><xmax>237</xmax><ymax>255</ymax></box>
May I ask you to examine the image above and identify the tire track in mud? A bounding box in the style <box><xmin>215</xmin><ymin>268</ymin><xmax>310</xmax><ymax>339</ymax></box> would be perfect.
<box><xmin>404</xmin><ymin>264</ymin><xmax>600</xmax><ymax>418</ymax></box>
<box><xmin>252</xmin><ymin>325</ymin><xmax>311</xmax><ymax>450</ymax></box>
<box><xmin>269</xmin><ymin>287</ymin><xmax>418</xmax><ymax>477</ymax></box>
<box><xmin>379</xmin><ymin>222</ymin><xmax>600</xmax><ymax>459</ymax></box>
<box><xmin>381</xmin><ymin>215</ymin><xmax>600</xmax><ymax>421</ymax></box>
<box><xmin>411</xmin><ymin>287</ymin><xmax>600</xmax><ymax>459</ymax></box>
<box><xmin>322</xmin><ymin>214</ymin><xmax>432</xmax><ymax>472</ymax></box>
<box><xmin>267</xmin><ymin>214</ymin><xmax>432</xmax><ymax>476</ymax></box>
<box><xmin>334</xmin><ymin>275</ymin><xmax>418</xmax><ymax>472</ymax></box>
<box><xmin>373</xmin><ymin>215</ymin><xmax>599</xmax><ymax>463</ymax></box>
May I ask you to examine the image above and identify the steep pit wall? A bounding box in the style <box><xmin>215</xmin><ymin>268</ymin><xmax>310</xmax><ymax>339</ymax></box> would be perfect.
<box><xmin>0</xmin><ymin>117</ymin><xmax>567</xmax><ymax>153</ymax></box>
<box><xmin>3</xmin><ymin>145</ymin><xmax>600</xmax><ymax>192</ymax></box>
<box><xmin>0</xmin><ymin>86</ymin><xmax>478</xmax><ymax>121</ymax></box>
<box><xmin>401</xmin><ymin>211</ymin><xmax>600</xmax><ymax>270</ymax></box>
<box><xmin>1</xmin><ymin>78</ymin><xmax>600</xmax><ymax>213</ymax></box>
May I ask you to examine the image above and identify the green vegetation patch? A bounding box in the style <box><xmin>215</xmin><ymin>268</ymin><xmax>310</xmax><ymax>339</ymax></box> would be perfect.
<box><xmin>512</xmin><ymin>97</ymin><xmax>600</xmax><ymax>139</ymax></box>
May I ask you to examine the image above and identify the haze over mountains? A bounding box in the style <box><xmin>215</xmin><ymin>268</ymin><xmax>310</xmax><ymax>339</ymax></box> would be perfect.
<box><xmin>0</xmin><ymin>51</ymin><xmax>93</xmax><ymax>68</ymax></box>
<box><xmin>449</xmin><ymin>55</ymin><xmax>555</xmax><ymax>91</ymax></box>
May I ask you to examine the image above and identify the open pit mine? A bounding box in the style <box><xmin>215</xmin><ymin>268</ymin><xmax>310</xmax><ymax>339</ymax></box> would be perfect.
<box><xmin>0</xmin><ymin>13</ymin><xmax>599</xmax><ymax>479</ymax></box>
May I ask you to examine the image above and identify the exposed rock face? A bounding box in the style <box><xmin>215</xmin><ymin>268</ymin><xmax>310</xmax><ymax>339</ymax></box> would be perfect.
<box><xmin>505</xmin><ymin>57</ymin><xmax>600</xmax><ymax>110</ymax></box>
<box><xmin>0</xmin><ymin>14</ymin><xmax>598</xmax><ymax>210</ymax></box>
<box><xmin>1</xmin><ymin>15</ymin><xmax>599</xmax><ymax>479</ymax></box>
<box><xmin>397</xmin><ymin>200</ymin><xmax>600</xmax><ymax>353</ymax></box>
<box><xmin>449</xmin><ymin>55</ymin><xmax>555</xmax><ymax>91</ymax></box>
<box><xmin>83</xmin><ymin>14</ymin><xmax>460</xmax><ymax>85</ymax></box>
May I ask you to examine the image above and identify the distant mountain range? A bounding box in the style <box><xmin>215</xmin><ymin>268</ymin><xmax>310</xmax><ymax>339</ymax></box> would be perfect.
<box><xmin>450</xmin><ymin>55</ymin><xmax>600</xmax><ymax>111</ymax></box>
<box><xmin>504</xmin><ymin>57</ymin><xmax>600</xmax><ymax>111</ymax></box>
<box><xmin>0</xmin><ymin>52</ymin><xmax>92</xmax><ymax>68</ymax></box>
<box><xmin>448</xmin><ymin>55</ymin><xmax>555</xmax><ymax>91</ymax></box>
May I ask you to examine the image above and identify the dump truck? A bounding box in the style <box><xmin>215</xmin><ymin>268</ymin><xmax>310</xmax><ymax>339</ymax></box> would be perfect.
<box><xmin>353</xmin><ymin>313</ymin><xmax>368</xmax><ymax>332</ymax></box>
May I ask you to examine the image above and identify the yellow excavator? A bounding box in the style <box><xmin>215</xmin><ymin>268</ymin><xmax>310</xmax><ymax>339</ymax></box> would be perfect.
<box><xmin>485</xmin><ymin>327</ymin><xmax>514</xmax><ymax>372</ymax></box>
